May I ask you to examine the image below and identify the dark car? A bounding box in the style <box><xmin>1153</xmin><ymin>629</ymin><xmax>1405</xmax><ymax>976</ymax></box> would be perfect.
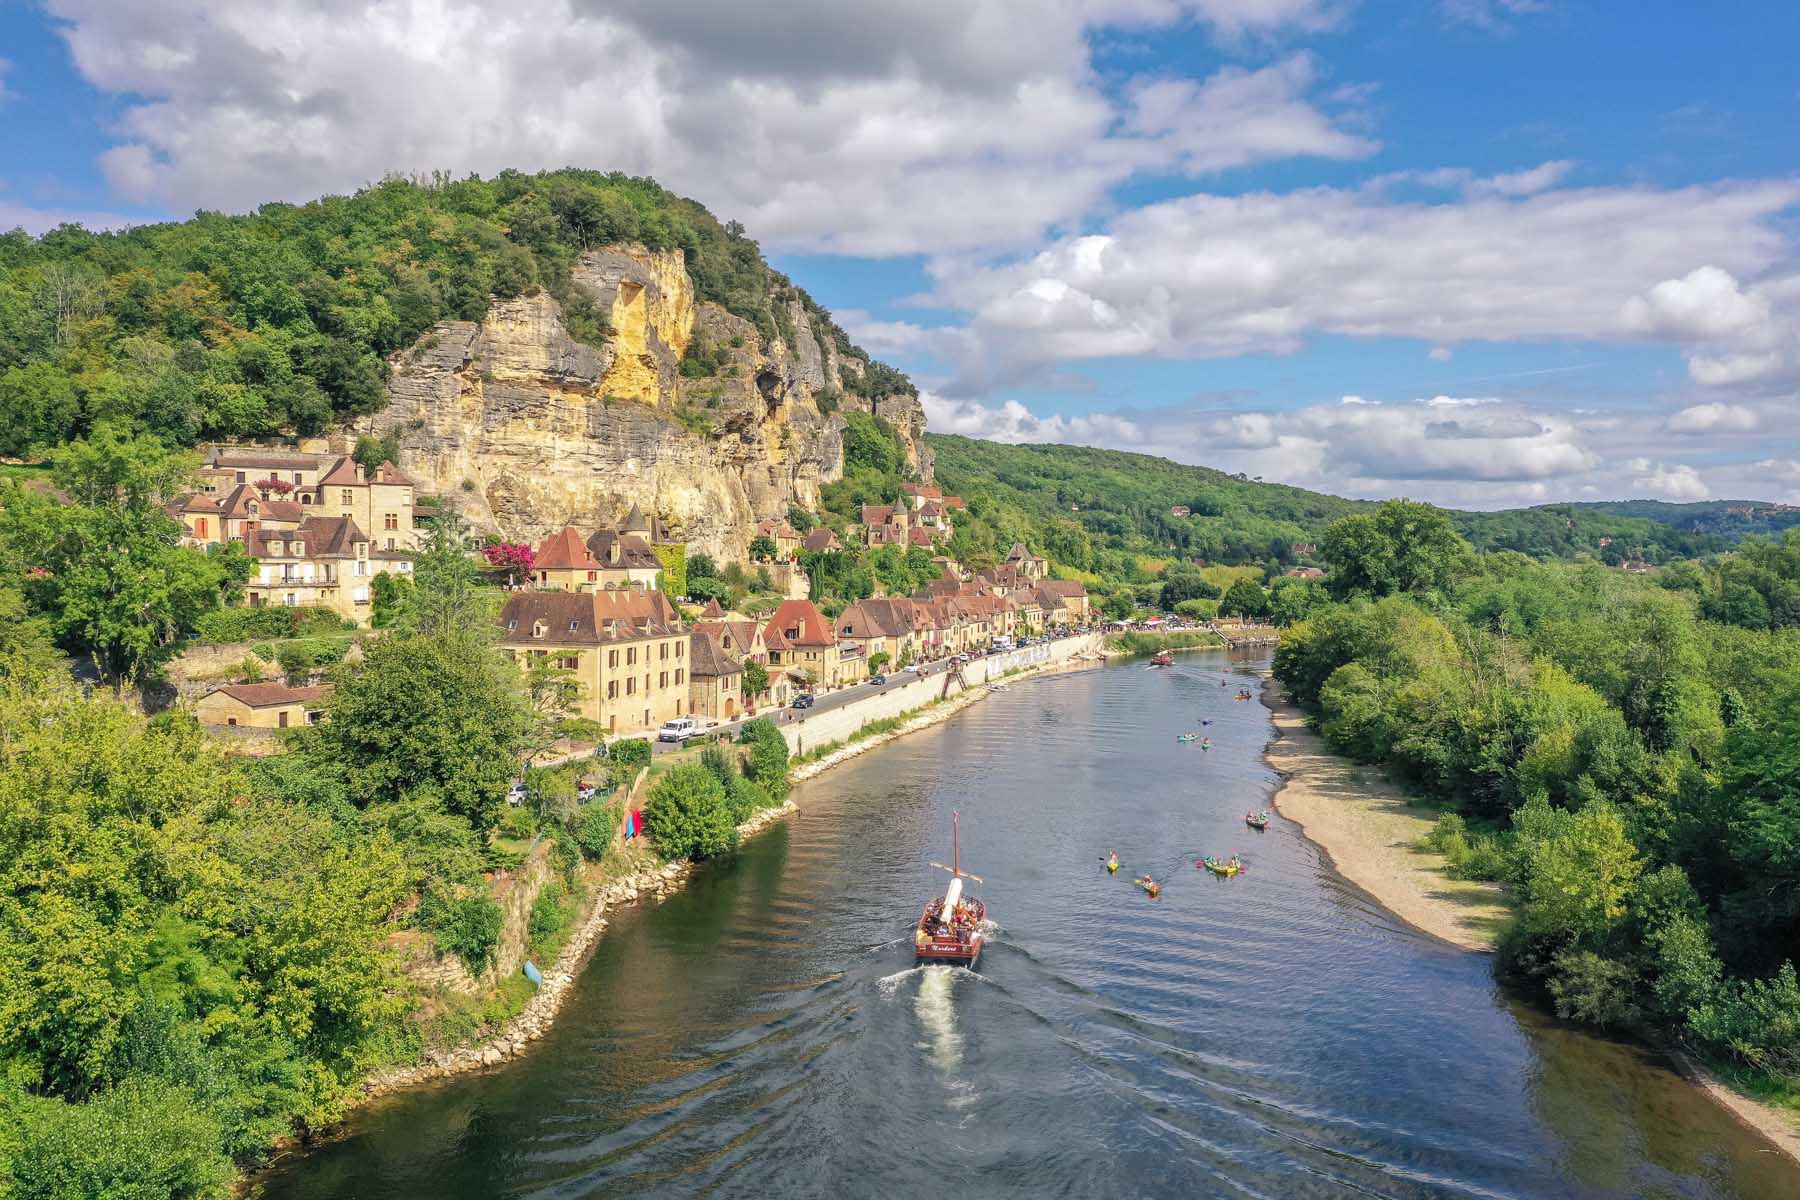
<box><xmin>792</xmin><ymin>693</ymin><xmax>816</xmax><ymax>710</ymax></box>
<box><xmin>869</xmin><ymin>673</ymin><xmax>887</xmax><ymax>685</ymax></box>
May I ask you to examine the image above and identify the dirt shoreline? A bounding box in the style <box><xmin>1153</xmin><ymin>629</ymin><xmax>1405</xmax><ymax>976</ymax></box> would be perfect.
<box><xmin>1258</xmin><ymin>673</ymin><xmax>1800</xmax><ymax>1165</ymax></box>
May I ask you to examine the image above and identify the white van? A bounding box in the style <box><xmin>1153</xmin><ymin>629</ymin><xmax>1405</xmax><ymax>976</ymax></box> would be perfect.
<box><xmin>658</xmin><ymin>717</ymin><xmax>702</xmax><ymax>743</ymax></box>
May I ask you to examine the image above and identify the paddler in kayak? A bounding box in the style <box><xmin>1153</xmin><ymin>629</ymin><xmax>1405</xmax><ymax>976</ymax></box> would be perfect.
<box><xmin>1135</xmin><ymin>875</ymin><xmax>1161</xmax><ymax>897</ymax></box>
<box><xmin>1106</xmin><ymin>851</ymin><xmax>1119</xmax><ymax>874</ymax></box>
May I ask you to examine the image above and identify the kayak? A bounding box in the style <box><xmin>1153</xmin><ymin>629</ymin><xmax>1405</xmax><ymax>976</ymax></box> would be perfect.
<box><xmin>1177</xmin><ymin>733</ymin><xmax>1198</xmax><ymax>743</ymax></box>
<box><xmin>1201</xmin><ymin>856</ymin><xmax>1242</xmax><ymax>877</ymax></box>
<box><xmin>1106</xmin><ymin>857</ymin><xmax>1119</xmax><ymax>874</ymax></box>
<box><xmin>1135</xmin><ymin>876</ymin><xmax>1161</xmax><ymax>897</ymax></box>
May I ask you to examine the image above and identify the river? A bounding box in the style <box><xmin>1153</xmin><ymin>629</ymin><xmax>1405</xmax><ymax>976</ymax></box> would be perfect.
<box><xmin>255</xmin><ymin>652</ymin><xmax>1798</xmax><ymax>1199</ymax></box>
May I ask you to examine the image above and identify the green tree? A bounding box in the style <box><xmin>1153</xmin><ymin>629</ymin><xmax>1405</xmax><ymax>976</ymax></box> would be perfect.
<box><xmin>741</xmin><ymin>659</ymin><xmax>769</xmax><ymax>703</ymax></box>
<box><xmin>3</xmin><ymin>1077</ymin><xmax>233</xmax><ymax>1200</ymax></box>
<box><xmin>1218</xmin><ymin>578</ymin><xmax>1269</xmax><ymax>618</ymax></box>
<box><xmin>1321</xmin><ymin>499</ymin><xmax>1472</xmax><ymax>601</ymax></box>
<box><xmin>312</xmin><ymin>633</ymin><xmax>530</xmax><ymax>831</ymax></box>
<box><xmin>748</xmin><ymin>535</ymin><xmax>778</xmax><ymax>562</ymax></box>
<box><xmin>644</xmin><ymin>763</ymin><xmax>735</xmax><ymax>861</ymax></box>
<box><xmin>0</xmin><ymin>362</ymin><xmax>80</xmax><ymax>457</ymax></box>
<box><xmin>402</xmin><ymin>516</ymin><xmax>488</xmax><ymax>638</ymax></box>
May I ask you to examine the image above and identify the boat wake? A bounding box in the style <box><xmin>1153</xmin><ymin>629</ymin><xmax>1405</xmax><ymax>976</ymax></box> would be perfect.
<box><xmin>914</xmin><ymin>965</ymin><xmax>964</xmax><ymax>1074</ymax></box>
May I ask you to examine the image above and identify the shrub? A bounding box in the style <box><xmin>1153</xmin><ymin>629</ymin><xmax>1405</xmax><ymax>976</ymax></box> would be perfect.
<box><xmin>644</xmin><ymin>763</ymin><xmax>735</xmax><ymax>861</ymax></box>
<box><xmin>276</xmin><ymin>642</ymin><xmax>316</xmax><ymax>681</ymax></box>
<box><xmin>1689</xmin><ymin>962</ymin><xmax>1800</xmax><ymax>1076</ymax></box>
<box><xmin>575</xmin><ymin>801</ymin><xmax>617</xmax><ymax>861</ymax></box>
<box><xmin>497</xmin><ymin>803</ymin><xmax>536</xmax><ymax>840</ymax></box>
<box><xmin>737</xmin><ymin>718</ymin><xmax>790</xmax><ymax>802</ymax></box>
<box><xmin>4</xmin><ymin>1076</ymin><xmax>233</xmax><ymax>1200</ymax></box>
<box><xmin>238</xmin><ymin>655</ymin><xmax>265</xmax><ymax>683</ymax></box>
<box><xmin>417</xmin><ymin>890</ymin><xmax>504</xmax><ymax>974</ymax></box>
<box><xmin>726</xmin><ymin>774</ymin><xmax>771</xmax><ymax>823</ymax></box>
<box><xmin>1546</xmin><ymin>950</ymin><xmax>1641</xmax><ymax>1028</ymax></box>
<box><xmin>528</xmin><ymin>883</ymin><xmax>569</xmax><ymax>943</ymax></box>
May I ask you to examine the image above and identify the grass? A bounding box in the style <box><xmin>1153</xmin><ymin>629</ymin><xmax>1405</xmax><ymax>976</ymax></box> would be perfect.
<box><xmin>1698</xmin><ymin>1052</ymin><xmax>1800</xmax><ymax>1115</ymax></box>
<box><xmin>0</xmin><ymin>462</ymin><xmax>53</xmax><ymax>483</ymax></box>
<box><xmin>1197</xmin><ymin>564</ymin><xmax>1263</xmax><ymax>592</ymax></box>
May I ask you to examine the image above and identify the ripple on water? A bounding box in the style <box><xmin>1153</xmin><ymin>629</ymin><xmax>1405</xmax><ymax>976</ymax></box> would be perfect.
<box><xmin>253</xmin><ymin>657</ymin><xmax>1800</xmax><ymax>1200</ymax></box>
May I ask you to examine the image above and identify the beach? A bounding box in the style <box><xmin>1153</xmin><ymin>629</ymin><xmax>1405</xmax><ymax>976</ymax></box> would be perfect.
<box><xmin>1259</xmin><ymin>672</ymin><xmax>1800</xmax><ymax>1164</ymax></box>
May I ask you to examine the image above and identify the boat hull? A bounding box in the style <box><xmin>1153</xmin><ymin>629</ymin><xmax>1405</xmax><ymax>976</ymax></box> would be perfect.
<box><xmin>916</xmin><ymin>935</ymin><xmax>983</xmax><ymax>967</ymax></box>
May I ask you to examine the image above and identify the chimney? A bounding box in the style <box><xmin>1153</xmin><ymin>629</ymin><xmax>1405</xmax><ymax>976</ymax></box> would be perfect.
<box><xmin>609</xmin><ymin>538</ymin><xmax>619</xmax><ymax>565</ymax></box>
<box><xmin>354</xmin><ymin>462</ymin><xmax>365</xmax><ymax>483</ymax></box>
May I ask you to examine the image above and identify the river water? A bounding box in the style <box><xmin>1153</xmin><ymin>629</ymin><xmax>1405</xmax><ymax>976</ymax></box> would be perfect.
<box><xmin>256</xmin><ymin>653</ymin><xmax>1797</xmax><ymax>1199</ymax></box>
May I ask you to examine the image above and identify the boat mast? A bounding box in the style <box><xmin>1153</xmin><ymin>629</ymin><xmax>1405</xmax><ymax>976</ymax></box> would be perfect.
<box><xmin>952</xmin><ymin>811</ymin><xmax>959</xmax><ymax>877</ymax></box>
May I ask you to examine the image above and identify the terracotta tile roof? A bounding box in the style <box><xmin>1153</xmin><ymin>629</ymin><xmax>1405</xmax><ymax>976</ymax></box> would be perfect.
<box><xmin>497</xmin><ymin>589</ymin><xmax>680</xmax><ymax>645</ymax></box>
<box><xmin>260</xmin><ymin>499</ymin><xmax>306</xmax><ymax>523</ymax></box>
<box><xmin>942</xmin><ymin>496</ymin><xmax>966</xmax><ymax>509</ymax></box>
<box><xmin>317</xmin><ymin>456</ymin><xmax>363</xmax><ymax>487</ymax></box>
<box><xmin>370</xmin><ymin>461</ymin><xmax>416</xmax><ymax>486</ymax></box>
<box><xmin>761</xmin><ymin>622</ymin><xmax>793</xmax><ymax>651</ymax></box>
<box><xmin>246</xmin><ymin>515</ymin><xmax>367</xmax><ymax>559</ymax></box>
<box><xmin>1006</xmin><ymin>542</ymin><xmax>1033</xmax><ymax>561</ymax></box>
<box><xmin>861</xmin><ymin>504</ymin><xmax>894</xmax><ymax>526</ymax></box>
<box><xmin>1038</xmin><ymin>579</ymin><xmax>1087</xmax><ymax>597</ymax></box>
<box><xmin>212</xmin><ymin>682</ymin><xmax>331</xmax><ymax>707</ymax></box>
<box><xmin>169</xmin><ymin>493</ymin><xmax>222</xmax><ymax>514</ymax></box>
<box><xmin>802</xmin><ymin>528</ymin><xmax>841</xmax><ymax>551</ymax></box>
<box><xmin>688</xmin><ymin>629</ymin><xmax>743</xmax><ymax>677</ymax></box>
<box><xmin>837</xmin><ymin>598</ymin><xmax>918</xmax><ymax>639</ymax></box>
<box><xmin>701</xmin><ymin>599</ymin><xmax>726</xmax><ymax>617</ymax></box>
<box><xmin>901</xmin><ymin>483</ymin><xmax>942</xmax><ymax>498</ymax></box>
<box><xmin>768</xmin><ymin>599</ymin><xmax>834</xmax><ymax>647</ymax></box>
<box><xmin>535</xmin><ymin>527</ymin><xmax>602</xmax><ymax>570</ymax></box>
<box><xmin>906</xmin><ymin>527</ymin><xmax>936</xmax><ymax>546</ymax></box>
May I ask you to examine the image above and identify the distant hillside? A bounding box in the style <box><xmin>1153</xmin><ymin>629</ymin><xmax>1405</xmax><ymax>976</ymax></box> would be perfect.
<box><xmin>926</xmin><ymin>435</ymin><xmax>1726</xmax><ymax>574</ymax></box>
<box><xmin>1564</xmin><ymin>499</ymin><xmax>1800</xmax><ymax>541</ymax></box>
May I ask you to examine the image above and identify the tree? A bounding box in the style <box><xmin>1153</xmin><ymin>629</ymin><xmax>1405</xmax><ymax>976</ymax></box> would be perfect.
<box><xmin>1218</xmin><ymin>578</ymin><xmax>1269</xmax><ymax>618</ymax></box>
<box><xmin>1321</xmin><ymin>499</ymin><xmax>1472</xmax><ymax>601</ymax></box>
<box><xmin>403</xmin><ymin>516</ymin><xmax>488</xmax><ymax>638</ymax></box>
<box><xmin>741</xmin><ymin>659</ymin><xmax>769</xmax><ymax>703</ymax></box>
<box><xmin>1267</xmin><ymin>577</ymin><xmax>1328</xmax><ymax>626</ymax></box>
<box><xmin>4</xmin><ymin>1077</ymin><xmax>233</xmax><ymax>1200</ymax></box>
<box><xmin>868</xmin><ymin>651</ymin><xmax>890</xmax><ymax>675</ymax></box>
<box><xmin>1158</xmin><ymin>569</ymin><xmax>1219</xmax><ymax>610</ymax></box>
<box><xmin>312</xmin><ymin>633</ymin><xmax>530</xmax><ymax>831</ymax></box>
<box><xmin>748</xmin><ymin>535</ymin><xmax>778</xmax><ymax>562</ymax></box>
<box><xmin>2</xmin><ymin>430</ymin><xmax>231</xmax><ymax>687</ymax></box>
<box><xmin>0</xmin><ymin>362</ymin><xmax>80</xmax><ymax>457</ymax></box>
<box><xmin>522</xmin><ymin>660</ymin><xmax>596</xmax><ymax>766</ymax></box>
<box><xmin>644</xmin><ymin>763</ymin><xmax>735</xmax><ymax>861</ymax></box>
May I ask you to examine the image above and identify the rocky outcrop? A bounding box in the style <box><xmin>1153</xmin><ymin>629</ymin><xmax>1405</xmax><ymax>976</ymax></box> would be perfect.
<box><xmin>363</xmin><ymin>243</ymin><xmax>926</xmax><ymax>559</ymax></box>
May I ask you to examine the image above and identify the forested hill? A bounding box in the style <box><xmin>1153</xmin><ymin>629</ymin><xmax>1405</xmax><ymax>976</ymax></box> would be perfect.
<box><xmin>0</xmin><ymin>168</ymin><xmax>909</xmax><ymax>456</ymax></box>
<box><xmin>926</xmin><ymin>434</ymin><xmax>1728</xmax><ymax>575</ymax></box>
<box><xmin>1565</xmin><ymin>499</ymin><xmax>1800</xmax><ymax>540</ymax></box>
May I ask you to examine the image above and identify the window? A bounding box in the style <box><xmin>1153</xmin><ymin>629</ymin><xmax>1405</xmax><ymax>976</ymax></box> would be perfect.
<box><xmin>236</xmin><ymin>471</ymin><xmax>246</xmax><ymax>483</ymax></box>
<box><xmin>608</xmin><ymin>649</ymin><xmax>618</xmax><ymax>669</ymax></box>
<box><xmin>195</xmin><ymin>518</ymin><xmax>208</xmax><ymax>537</ymax></box>
<box><xmin>533</xmin><ymin>621</ymin><xmax>548</xmax><ymax>638</ymax></box>
<box><xmin>626</xmin><ymin>677</ymin><xmax>635</xmax><ymax>695</ymax></box>
<box><xmin>341</xmin><ymin>489</ymin><xmax>354</xmax><ymax>505</ymax></box>
<box><xmin>675</xmin><ymin>641</ymin><xmax>683</xmax><ymax>659</ymax></box>
<box><xmin>386</xmin><ymin>537</ymin><xmax>395</xmax><ymax>551</ymax></box>
<box><xmin>558</xmin><ymin>655</ymin><xmax>579</xmax><ymax>670</ymax></box>
<box><xmin>659</xmin><ymin>642</ymin><xmax>668</xmax><ymax>661</ymax></box>
<box><xmin>587</xmin><ymin>570</ymin><xmax>597</xmax><ymax>582</ymax></box>
<box><xmin>609</xmin><ymin>715</ymin><xmax>616</xmax><ymax>732</ymax></box>
<box><xmin>384</xmin><ymin>513</ymin><xmax>398</xmax><ymax>530</ymax></box>
<box><xmin>675</xmin><ymin>668</ymin><xmax>683</xmax><ymax>685</ymax></box>
<box><xmin>607</xmin><ymin>681</ymin><xmax>618</xmax><ymax>699</ymax></box>
<box><xmin>507</xmin><ymin>619</ymin><xmax>518</xmax><ymax>632</ymax></box>
<box><xmin>627</xmin><ymin>647</ymin><xmax>636</xmax><ymax>665</ymax></box>
<box><xmin>659</xmin><ymin>671</ymin><xmax>667</xmax><ymax>688</ymax></box>
<box><xmin>293</xmin><ymin>472</ymin><xmax>303</xmax><ymax>484</ymax></box>
<box><xmin>568</xmin><ymin>620</ymin><xmax>579</xmax><ymax>632</ymax></box>
<box><xmin>227</xmin><ymin>716</ymin><xmax>238</xmax><ymax>726</ymax></box>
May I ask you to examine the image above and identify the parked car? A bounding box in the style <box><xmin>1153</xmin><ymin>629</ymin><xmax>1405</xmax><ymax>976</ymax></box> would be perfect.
<box><xmin>658</xmin><ymin>717</ymin><xmax>701</xmax><ymax>743</ymax></box>
<box><xmin>869</xmin><ymin>673</ymin><xmax>887</xmax><ymax>685</ymax></box>
<box><xmin>505</xmin><ymin>780</ymin><xmax>528</xmax><ymax>806</ymax></box>
<box><xmin>576</xmin><ymin>779</ymin><xmax>598</xmax><ymax>803</ymax></box>
<box><xmin>792</xmin><ymin>693</ymin><xmax>816</xmax><ymax>710</ymax></box>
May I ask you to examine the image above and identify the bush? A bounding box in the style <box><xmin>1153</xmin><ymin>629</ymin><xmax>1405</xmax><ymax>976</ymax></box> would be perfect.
<box><xmin>497</xmin><ymin>803</ymin><xmax>536</xmax><ymax>839</ymax></box>
<box><xmin>238</xmin><ymin>654</ymin><xmax>265</xmax><ymax>683</ymax></box>
<box><xmin>417</xmin><ymin>890</ymin><xmax>504</xmax><ymax>974</ymax></box>
<box><xmin>726</xmin><ymin>774</ymin><xmax>771</xmax><ymax>823</ymax></box>
<box><xmin>1546</xmin><ymin>950</ymin><xmax>1642</xmax><ymax>1028</ymax></box>
<box><xmin>644</xmin><ymin>763</ymin><xmax>735</xmax><ymax>861</ymax></box>
<box><xmin>575</xmin><ymin>801</ymin><xmax>617</xmax><ymax>861</ymax></box>
<box><xmin>1689</xmin><ymin>962</ymin><xmax>1800</xmax><ymax>1076</ymax></box>
<box><xmin>528</xmin><ymin>883</ymin><xmax>569</xmax><ymax>944</ymax></box>
<box><xmin>736</xmin><ymin>718</ymin><xmax>790</xmax><ymax>802</ymax></box>
<box><xmin>276</xmin><ymin>641</ymin><xmax>316</xmax><ymax>681</ymax></box>
<box><xmin>4</xmin><ymin>1076</ymin><xmax>233</xmax><ymax>1200</ymax></box>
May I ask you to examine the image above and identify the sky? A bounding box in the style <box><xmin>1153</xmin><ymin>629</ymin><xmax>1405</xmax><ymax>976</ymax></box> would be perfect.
<box><xmin>2</xmin><ymin>1</ymin><xmax>1798</xmax><ymax>509</ymax></box>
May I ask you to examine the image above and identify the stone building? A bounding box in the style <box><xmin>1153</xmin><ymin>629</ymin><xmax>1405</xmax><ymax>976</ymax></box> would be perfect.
<box><xmin>497</xmin><ymin>589</ymin><xmax>690</xmax><ymax>734</ymax></box>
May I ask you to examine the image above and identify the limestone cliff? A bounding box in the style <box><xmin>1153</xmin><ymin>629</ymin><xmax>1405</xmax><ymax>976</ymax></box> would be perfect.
<box><xmin>362</xmin><ymin>243</ymin><xmax>928</xmax><ymax>559</ymax></box>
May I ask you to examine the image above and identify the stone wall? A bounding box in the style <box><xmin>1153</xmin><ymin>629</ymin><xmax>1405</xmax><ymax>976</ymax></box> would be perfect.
<box><xmin>780</xmin><ymin>633</ymin><xmax>1104</xmax><ymax>757</ymax></box>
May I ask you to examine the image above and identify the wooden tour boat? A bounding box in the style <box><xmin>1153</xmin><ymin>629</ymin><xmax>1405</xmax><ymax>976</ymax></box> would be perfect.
<box><xmin>915</xmin><ymin>812</ymin><xmax>986</xmax><ymax>967</ymax></box>
<box><xmin>1149</xmin><ymin>650</ymin><xmax>1175</xmax><ymax>667</ymax></box>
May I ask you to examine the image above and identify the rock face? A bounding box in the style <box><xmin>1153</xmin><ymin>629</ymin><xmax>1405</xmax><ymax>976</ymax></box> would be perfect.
<box><xmin>363</xmin><ymin>243</ymin><xmax>928</xmax><ymax>559</ymax></box>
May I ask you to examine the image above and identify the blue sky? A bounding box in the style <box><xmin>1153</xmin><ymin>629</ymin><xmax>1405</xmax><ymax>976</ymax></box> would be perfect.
<box><xmin>4</xmin><ymin>1</ymin><xmax>1798</xmax><ymax>507</ymax></box>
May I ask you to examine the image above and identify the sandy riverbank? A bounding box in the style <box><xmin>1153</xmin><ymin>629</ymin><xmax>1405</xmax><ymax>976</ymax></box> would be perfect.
<box><xmin>1259</xmin><ymin>673</ymin><xmax>1800</xmax><ymax>1164</ymax></box>
<box><xmin>1260</xmin><ymin>675</ymin><xmax>1507</xmax><ymax>952</ymax></box>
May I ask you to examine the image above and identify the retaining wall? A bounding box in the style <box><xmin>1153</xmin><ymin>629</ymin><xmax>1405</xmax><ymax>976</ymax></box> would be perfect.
<box><xmin>781</xmin><ymin>633</ymin><xmax>1103</xmax><ymax>757</ymax></box>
